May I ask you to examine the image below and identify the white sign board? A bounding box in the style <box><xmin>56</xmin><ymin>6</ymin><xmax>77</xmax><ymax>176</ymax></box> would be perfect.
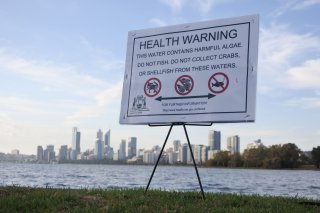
<box><xmin>120</xmin><ymin>15</ymin><xmax>259</xmax><ymax>124</ymax></box>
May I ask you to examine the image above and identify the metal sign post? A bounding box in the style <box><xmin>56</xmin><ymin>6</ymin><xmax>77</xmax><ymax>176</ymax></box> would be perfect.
<box><xmin>145</xmin><ymin>123</ymin><xmax>213</xmax><ymax>200</ymax></box>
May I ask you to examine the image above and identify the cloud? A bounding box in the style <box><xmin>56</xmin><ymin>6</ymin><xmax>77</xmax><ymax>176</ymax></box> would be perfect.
<box><xmin>96</xmin><ymin>59</ymin><xmax>124</xmax><ymax>73</ymax></box>
<box><xmin>260</xmin><ymin>25</ymin><xmax>319</xmax><ymax>65</ymax></box>
<box><xmin>292</xmin><ymin>0</ymin><xmax>320</xmax><ymax>10</ymax></box>
<box><xmin>271</xmin><ymin>0</ymin><xmax>320</xmax><ymax>17</ymax></box>
<box><xmin>0</xmin><ymin>44</ymin><xmax>125</xmax><ymax>128</ymax></box>
<box><xmin>285</xmin><ymin>97</ymin><xmax>320</xmax><ymax>108</ymax></box>
<box><xmin>160</xmin><ymin>0</ymin><xmax>186</xmax><ymax>12</ymax></box>
<box><xmin>285</xmin><ymin>59</ymin><xmax>320</xmax><ymax>89</ymax></box>
<box><xmin>64</xmin><ymin>81</ymin><xmax>123</xmax><ymax>125</ymax></box>
<box><xmin>0</xmin><ymin>112</ymin><xmax>17</xmax><ymax>137</ymax></box>
<box><xmin>159</xmin><ymin>0</ymin><xmax>229</xmax><ymax>15</ymax></box>
<box><xmin>0</xmin><ymin>115</ymin><xmax>72</xmax><ymax>154</ymax></box>
<box><xmin>258</xmin><ymin>24</ymin><xmax>320</xmax><ymax>94</ymax></box>
<box><xmin>149</xmin><ymin>18</ymin><xmax>167</xmax><ymax>27</ymax></box>
<box><xmin>0</xmin><ymin>96</ymin><xmax>49</xmax><ymax>115</ymax></box>
<box><xmin>0</xmin><ymin>48</ymin><xmax>106</xmax><ymax>97</ymax></box>
<box><xmin>194</xmin><ymin>0</ymin><xmax>227</xmax><ymax>14</ymax></box>
<box><xmin>0</xmin><ymin>95</ymin><xmax>84</xmax><ymax>123</ymax></box>
<box><xmin>271</xmin><ymin>1</ymin><xmax>299</xmax><ymax>17</ymax></box>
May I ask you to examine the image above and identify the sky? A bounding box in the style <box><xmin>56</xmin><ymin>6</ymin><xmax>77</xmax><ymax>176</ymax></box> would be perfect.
<box><xmin>0</xmin><ymin>0</ymin><xmax>320</xmax><ymax>155</ymax></box>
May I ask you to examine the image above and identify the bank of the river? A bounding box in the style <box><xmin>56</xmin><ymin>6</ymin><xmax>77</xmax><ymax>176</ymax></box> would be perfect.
<box><xmin>0</xmin><ymin>186</ymin><xmax>319</xmax><ymax>212</ymax></box>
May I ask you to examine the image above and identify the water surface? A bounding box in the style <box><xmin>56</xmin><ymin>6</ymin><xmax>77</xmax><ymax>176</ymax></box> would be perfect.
<box><xmin>1</xmin><ymin>163</ymin><xmax>319</xmax><ymax>199</ymax></box>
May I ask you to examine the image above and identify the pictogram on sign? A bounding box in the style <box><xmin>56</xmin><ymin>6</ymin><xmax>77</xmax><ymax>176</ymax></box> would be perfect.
<box><xmin>208</xmin><ymin>72</ymin><xmax>229</xmax><ymax>94</ymax></box>
<box><xmin>144</xmin><ymin>78</ymin><xmax>161</xmax><ymax>97</ymax></box>
<box><xmin>175</xmin><ymin>75</ymin><xmax>194</xmax><ymax>96</ymax></box>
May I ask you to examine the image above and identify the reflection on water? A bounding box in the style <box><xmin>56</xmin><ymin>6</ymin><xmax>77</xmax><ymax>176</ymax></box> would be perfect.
<box><xmin>0</xmin><ymin>163</ymin><xmax>319</xmax><ymax>199</ymax></box>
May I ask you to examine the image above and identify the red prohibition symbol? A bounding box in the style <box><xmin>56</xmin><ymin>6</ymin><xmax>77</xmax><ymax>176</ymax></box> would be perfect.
<box><xmin>144</xmin><ymin>77</ymin><xmax>161</xmax><ymax>97</ymax></box>
<box><xmin>208</xmin><ymin>72</ymin><xmax>229</xmax><ymax>94</ymax></box>
<box><xmin>175</xmin><ymin>75</ymin><xmax>194</xmax><ymax>96</ymax></box>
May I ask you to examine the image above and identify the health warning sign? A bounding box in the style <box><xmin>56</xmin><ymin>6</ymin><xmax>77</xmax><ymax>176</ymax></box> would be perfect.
<box><xmin>120</xmin><ymin>14</ymin><xmax>259</xmax><ymax>124</ymax></box>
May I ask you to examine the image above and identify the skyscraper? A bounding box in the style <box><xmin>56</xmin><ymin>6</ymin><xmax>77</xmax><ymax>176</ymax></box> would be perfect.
<box><xmin>201</xmin><ymin>146</ymin><xmax>208</xmax><ymax>163</ymax></box>
<box><xmin>208</xmin><ymin>130</ymin><xmax>221</xmax><ymax>151</ymax></box>
<box><xmin>94</xmin><ymin>138</ymin><xmax>104</xmax><ymax>160</ymax></box>
<box><xmin>44</xmin><ymin>145</ymin><xmax>55</xmax><ymax>163</ymax></box>
<box><xmin>127</xmin><ymin>137</ymin><xmax>137</xmax><ymax>159</ymax></box>
<box><xmin>104</xmin><ymin>129</ymin><xmax>111</xmax><ymax>147</ymax></box>
<box><xmin>143</xmin><ymin>150</ymin><xmax>155</xmax><ymax>164</ymax></box>
<box><xmin>72</xmin><ymin>127</ymin><xmax>81</xmax><ymax>160</ymax></box>
<box><xmin>227</xmin><ymin>135</ymin><xmax>240</xmax><ymax>154</ymax></box>
<box><xmin>194</xmin><ymin>144</ymin><xmax>203</xmax><ymax>164</ymax></box>
<box><xmin>173</xmin><ymin>140</ymin><xmax>181</xmax><ymax>152</ymax></box>
<box><xmin>97</xmin><ymin>129</ymin><xmax>103</xmax><ymax>141</ymax></box>
<box><xmin>37</xmin><ymin>146</ymin><xmax>43</xmax><ymax>162</ymax></box>
<box><xmin>179</xmin><ymin>143</ymin><xmax>188</xmax><ymax>164</ymax></box>
<box><xmin>187</xmin><ymin>144</ymin><xmax>195</xmax><ymax>164</ymax></box>
<box><xmin>59</xmin><ymin>145</ymin><xmax>68</xmax><ymax>161</ymax></box>
<box><xmin>118</xmin><ymin>139</ymin><xmax>126</xmax><ymax>160</ymax></box>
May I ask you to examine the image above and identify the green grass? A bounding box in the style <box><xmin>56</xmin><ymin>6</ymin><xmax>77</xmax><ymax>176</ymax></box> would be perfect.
<box><xmin>0</xmin><ymin>186</ymin><xmax>319</xmax><ymax>213</ymax></box>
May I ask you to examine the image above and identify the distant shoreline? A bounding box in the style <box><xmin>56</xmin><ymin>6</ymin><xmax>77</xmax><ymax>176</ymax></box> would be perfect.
<box><xmin>1</xmin><ymin>160</ymin><xmax>319</xmax><ymax>171</ymax></box>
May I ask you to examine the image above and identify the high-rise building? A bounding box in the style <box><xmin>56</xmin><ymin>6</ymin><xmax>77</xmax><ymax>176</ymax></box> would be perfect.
<box><xmin>47</xmin><ymin>145</ymin><xmax>54</xmax><ymax>152</ymax></box>
<box><xmin>187</xmin><ymin>144</ymin><xmax>195</xmax><ymax>164</ymax></box>
<box><xmin>94</xmin><ymin>138</ymin><xmax>104</xmax><ymax>160</ymax></box>
<box><xmin>179</xmin><ymin>143</ymin><xmax>188</xmax><ymax>164</ymax></box>
<box><xmin>194</xmin><ymin>145</ymin><xmax>203</xmax><ymax>164</ymax></box>
<box><xmin>104</xmin><ymin>129</ymin><xmax>111</xmax><ymax>147</ymax></box>
<box><xmin>67</xmin><ymin>148</ymin><xmax>72</xmax><ymax>160</ymax></box>
<box><xmin>11</xmin><ymin>149</ymin><xmax>19</xmax><ymax>155</ymax></box>
<box><xmin>173</xmin><ymin>140</ymin><xmax>181</xmax><ymax>152</ymax></box>
<box><xmin>37</xmin><ymin>146</ymin><xmax>43</xmax><ymax>162</ymax></box>
<box><xmin>105</xmin><ymin>147</ymin><xmax>114</xmax><ymax>160</ymax></box>
<box><xmin>168</xmin><ymin>151</ymin><xmax>178</xmax><ymax>164</ymax></box>
<box><xmin>44</xmin><ymin>145</ymin><xmax>55</xmax><ymax>163</ymax></box>
<box><xmin>227</xmin><ymin>135</ymin><xmax>240</xmax><ymax>154</ymax></box>
<box><xmin>137</xmin><ymin>149</ymin><xmax>144</xmax><ymax>157</ymax></box>
<box><xmin>118</xmin><ymin>139</ymin><xmax>126</xmax><ymax>160</ymax></box>
<box><xmin>247</xmin><ymin>139</ymin><xmax>265</xmax><ymax>150</ymax></box>
<box><xmin>127</xmin><ymin>137</ymin><xmax>137</xmax><ymax>159</ymax></box>
<box><xmin>59</xmin><ymin>145</ymin><xmax>68</xmax><ymax>161</ymax></box>
<box><xmin>97</xmin><ymin>129</ymin><xmax>103</xmax><ymax>141</ymax></box>
<box><xmin>143</xmin><ymin>150</ymin><xmax>155</xmax><ymax>164</ymax></box>
<box><xmin>113</xmin><ymin>152</ymin><xmax>119</xmax><ymax>161</ymax></box>
<box><xmin>201</xmin><ymin>146</ymin><xmax>208</xmax><ymax>163</ymax></box>
<box><xmin>72</xmin><ymin>127</ymin><xmax>81</xmax><ymax>159</ymax></box>
<box><xmin>208</xmin><ymin>130</ymin><xmax>221</xmax><ymax>151</ymax></box>
<box><xmin>103</xmin><ymin>129</ymin><xmax>113</xmax><ymax>159</ymax></box>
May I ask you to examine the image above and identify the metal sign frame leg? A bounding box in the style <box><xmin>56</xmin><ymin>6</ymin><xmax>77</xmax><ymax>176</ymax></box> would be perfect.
<box><xmin>145</xmin><ymin>123</ymin><xmax>174</xmax><ymax>193</ymax></box>
<box><xmin>145</xmin><ymin>123</ymin><xmax>206</xmax><ymax>200</ymax></box>
<box><xmin>183</xmin><ymin>124</ymin><xmax>205</xmax><ymax>199</ymax></box>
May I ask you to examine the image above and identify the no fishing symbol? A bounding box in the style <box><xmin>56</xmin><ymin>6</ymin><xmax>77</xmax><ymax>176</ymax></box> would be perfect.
<box><xmin>208</xmin><ymin>72</ymin><xmax>229</xmax><ymax>94</ymax></box>
<box><xmin>175</xmin><ymin>75</ymin><xmax>194</xmax><ymax>96</ymax></box>
<box><xmin>144</xmin><ymin>78</ymin><xmax>161</xmax><ymax>97</ymax></box>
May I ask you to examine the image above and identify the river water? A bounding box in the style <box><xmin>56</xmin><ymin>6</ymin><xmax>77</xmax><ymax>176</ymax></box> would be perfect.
<box><xmin>1</xmin><ymin>163</ymin><xmax>319</xmax><ymax>199</ymax></box>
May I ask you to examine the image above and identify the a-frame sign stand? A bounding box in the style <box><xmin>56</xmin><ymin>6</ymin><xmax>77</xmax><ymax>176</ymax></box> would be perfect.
<box><xmin>145</xmin><ymin>122</ymin><xmax>212</xmax><ymax>200</ymax></box>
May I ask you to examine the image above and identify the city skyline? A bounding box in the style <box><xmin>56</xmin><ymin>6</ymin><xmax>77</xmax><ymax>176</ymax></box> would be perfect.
<box><xmin>33</xmin><ymin>127</ymin><xmax>242</xmax><ymax>165</ymax></box>
<box><xmin>1</xmin><ymin>125</ymin><xmax>318</xmax><ymax>156</ymax></box>
<box><xmin>34</xmin><ymin>127</ymin><xmax>234</xmax><ymax>155</ymax></box>
<box><xmin>1</xmin><ymin>1</ymin><xmax>320</xmax><ymax>154</ymax></box>
<box><xmin>3</xmin><ymin>126</ymin><xmax>317</xmax><ymax>168</ymax></box>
